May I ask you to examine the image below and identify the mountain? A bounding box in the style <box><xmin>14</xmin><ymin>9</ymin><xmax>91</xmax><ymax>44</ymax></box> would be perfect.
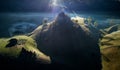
<box><xmin>31</xmin><ymin>12</ymin><xmax>102</xmax><ymax>69</ymax></box>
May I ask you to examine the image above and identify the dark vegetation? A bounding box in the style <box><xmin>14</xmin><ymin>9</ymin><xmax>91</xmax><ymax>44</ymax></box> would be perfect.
<box><xmin>6</xmin><ymin>38</ymin><xmax>18</xmax><ymax>48</ymax></box>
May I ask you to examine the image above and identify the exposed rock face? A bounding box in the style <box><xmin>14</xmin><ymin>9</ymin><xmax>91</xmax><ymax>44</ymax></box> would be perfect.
<box><xmin>100</xmin><ymin>30</ymin><xmax>120</xmax><ymax>70</ymax></box>
<box><xmin>71</xmin><ymin>16</ymin><xmax>101</xmax><ymax>41</ymax></box>
<box><xmin>31</xmin><ymin>12</ymin><xmax>101</xmax><ymax>69</ymax></box>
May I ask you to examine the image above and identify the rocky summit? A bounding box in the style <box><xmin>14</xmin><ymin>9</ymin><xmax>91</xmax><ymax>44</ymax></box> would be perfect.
<box><xmin>31</xmin><ymin>12</ymin><xmax>102</xmax><ymax>69</ymax></box>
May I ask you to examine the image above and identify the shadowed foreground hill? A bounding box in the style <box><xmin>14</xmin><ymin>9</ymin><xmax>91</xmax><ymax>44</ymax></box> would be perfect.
<box><xmin>100</xmin><ymin>30</ymin><xmax>120</xmax><ymax>70</ymax></box>
<box><xmin>31</xmin><ymin>12</ymin><xmax>102</xmax><ymax>69</ymax></box>
<box><xmin>0</xmin><ymin>35</ymin><xmax>51</xmax><ymax>66</ymax></box>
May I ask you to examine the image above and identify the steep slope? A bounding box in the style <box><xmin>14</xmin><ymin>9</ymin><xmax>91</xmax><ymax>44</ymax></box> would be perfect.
<box><xmin>31</xmin><ymin>12</ymin><xmax>101</xmax><ymax>69</ymax></box>
<box><xmin>100</xmin><ymin>30</ymin><xmax>120</xmax><ymax>70</ymax></box>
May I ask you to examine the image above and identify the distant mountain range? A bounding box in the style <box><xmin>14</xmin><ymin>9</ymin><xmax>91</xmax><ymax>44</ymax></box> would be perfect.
<box><xmin>0</xmin><ymin>0</ymin><xmax>120</xmax><ymax>12</ymax></box>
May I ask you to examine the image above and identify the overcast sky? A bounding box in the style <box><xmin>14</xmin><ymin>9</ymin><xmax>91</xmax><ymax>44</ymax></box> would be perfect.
<box><xmin>0</xmin><ymin>0</ymin><xmax>120</xmax><ymax>12</ymax></box>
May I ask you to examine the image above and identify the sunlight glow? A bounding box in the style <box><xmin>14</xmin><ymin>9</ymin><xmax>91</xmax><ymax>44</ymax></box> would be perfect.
<box><xmin>49</xmin><ymin>0</ymin><xmax>67</xmax><ymax>12</ymax></box>
<box><xmin>52</xmin><ymin>0</ymin><xmax>57</xmax><ymax>6</ymax></box>
<box><xmin>50</xmin><ymin>0</ymin><xmax>58</xmax><ymax>7</ymax></box>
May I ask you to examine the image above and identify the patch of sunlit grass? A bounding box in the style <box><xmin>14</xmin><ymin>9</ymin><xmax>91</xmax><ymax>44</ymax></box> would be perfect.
<box><xmin>100</xmin><ymin>31</ymin><xmax>120</xmax><ymax>70</ymax></box>
<box><xmin>0</xmin><ymin>35</ymin><xmax>51</xmax><ymax>64</ymax></box>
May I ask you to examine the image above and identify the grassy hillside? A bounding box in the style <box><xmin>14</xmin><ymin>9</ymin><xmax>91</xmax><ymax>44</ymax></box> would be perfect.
<box><xmin>100</xmin><ymin>31</ymin><xmax>120</xmax><ymax>70</ymax></box>
<box><xmin>0</xmin><ymin>35</ymin><xmax>51</xmax><ymax>64</ymax></box>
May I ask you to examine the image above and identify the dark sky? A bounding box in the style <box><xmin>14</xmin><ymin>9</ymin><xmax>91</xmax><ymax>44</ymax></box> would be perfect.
<box><xmin>0</xmin><ymin>0</ymin><xmax>120</xmax><ymax>12</ymax></box>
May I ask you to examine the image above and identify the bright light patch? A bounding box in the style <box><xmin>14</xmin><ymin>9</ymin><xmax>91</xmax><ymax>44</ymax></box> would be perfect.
<box><xmin>50</xmin><ymin>0</ymin><xmax>58</xmax><ymax>7</ymax></box>
<box><xmin>52</xmin><ymin>0</ymin><xmax>57</xmax><ymax>6</ymax></box>
<box><xmin>49</xmin><ymin>0</ymin><xmax>67</xmax><ymax>13</ymax></box>
<box><xmin>71</xmin><ymin>16</ymin><xmax>85</xmax><ymax>25</ymax></box>
<box><xmin>49</xmin><ymin>0</ymin><xmax>65</xmax><ymax>8</ymax></box>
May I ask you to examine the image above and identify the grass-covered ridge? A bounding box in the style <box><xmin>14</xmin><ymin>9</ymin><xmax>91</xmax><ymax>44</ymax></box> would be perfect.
<box><xmin>0</xmin><ymin>35</ymin><xmax>51</xmax><ymax>64</ymax></box>
<box><xmin>100</xmin><ymin>31</ymin><xmax>120</xmax><ymax>70</ymax></box>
